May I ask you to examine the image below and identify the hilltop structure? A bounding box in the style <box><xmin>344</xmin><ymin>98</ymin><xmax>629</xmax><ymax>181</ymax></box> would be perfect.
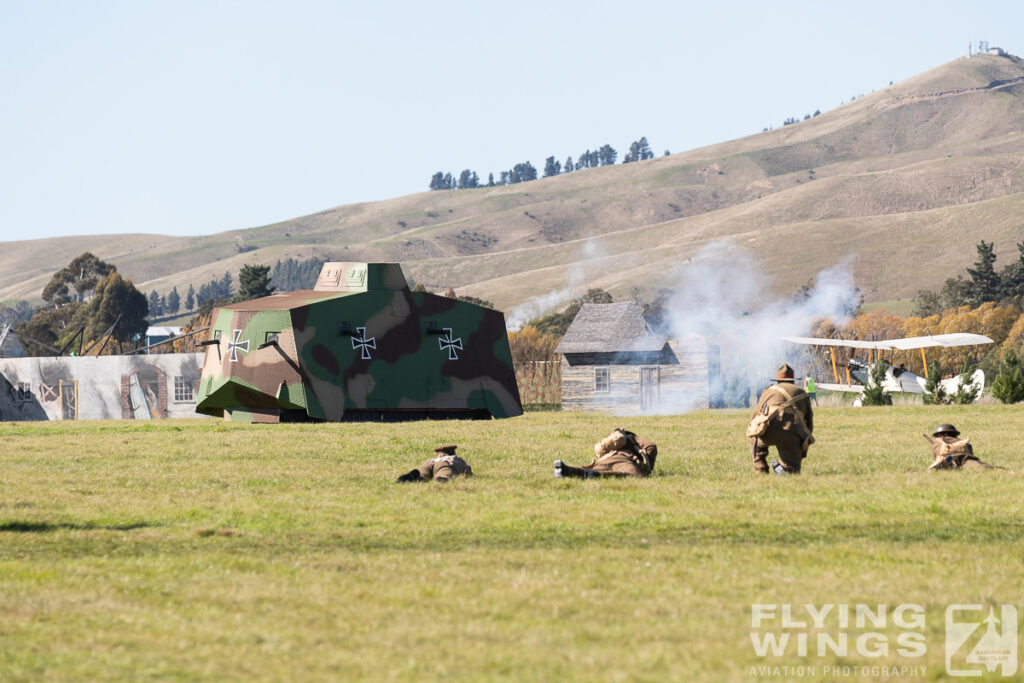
<box><xmin>196</xmin><ymin>262</ymin><xmax>522</xmax><ymax>422</ymax></box>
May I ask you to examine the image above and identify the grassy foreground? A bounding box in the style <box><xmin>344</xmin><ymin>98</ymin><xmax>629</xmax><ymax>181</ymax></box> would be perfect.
<box><xmin>1</xmin><ymin>406</ymin><xmax>1023</xmax><ymax>682</ymax></box>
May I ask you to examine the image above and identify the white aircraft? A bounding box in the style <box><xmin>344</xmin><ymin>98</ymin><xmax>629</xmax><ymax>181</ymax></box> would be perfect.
<box><xmin>782</xmin><ymin>333</ymin><xmax>993</xmax><ymax>398</ymax></box>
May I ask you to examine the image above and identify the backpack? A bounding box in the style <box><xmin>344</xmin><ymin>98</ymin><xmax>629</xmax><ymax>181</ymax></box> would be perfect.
<box><xmin>746</xmin><ymin>390</ymin><xmax>807</xmax><ymax>439</ymax></box>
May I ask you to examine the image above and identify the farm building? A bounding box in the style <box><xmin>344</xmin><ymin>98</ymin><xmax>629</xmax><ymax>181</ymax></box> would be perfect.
<box><xmin>0</xmin><ymin>353</ymin><xmax>204</xmax><ymax>421</ymax></box>
<box><xmin>555</xmin><ymin>302</ymin><xmax>717</xmax><ymax>413</ymax></box>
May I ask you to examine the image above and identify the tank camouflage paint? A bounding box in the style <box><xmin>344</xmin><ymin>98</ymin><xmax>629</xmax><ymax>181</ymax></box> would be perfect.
<box><xmin>196</xmin><ymin>262</ymin><xmax>523</xmax><ymax>423</ymax></box>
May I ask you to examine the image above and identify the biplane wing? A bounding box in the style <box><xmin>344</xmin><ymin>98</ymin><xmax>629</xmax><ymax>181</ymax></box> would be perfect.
<box><xmin>781</xmin><ymin>333</ymin><xmax>994</xmax><ymax>349</ymax></box>
<box><xmin>782</xmin><ymin>333</ymin><xmax>991</xmax><ymax>400</ymax></box>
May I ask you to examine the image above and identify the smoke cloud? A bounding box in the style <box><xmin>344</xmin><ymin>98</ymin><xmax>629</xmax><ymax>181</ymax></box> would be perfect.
<box><xmin>659</xmin><ymin>241</ymin><xmax>860</xmax><ymax>412</ymax></box>
<box><xmin>505</xmin><ymin>239</ymin><xmax>607</xmax><ymax>331</ymax></box>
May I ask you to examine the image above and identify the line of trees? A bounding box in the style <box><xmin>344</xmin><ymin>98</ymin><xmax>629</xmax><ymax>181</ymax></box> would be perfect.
<box><xmin>147</xmin><ymin>287</ymin><xmax>181</xmax><ymax>318</ymax></box>
<box><xmin>142</xmin><ymin>255</ymin><xmax>329</xmax><ymax>320</ymax></box>
<box><xmin>196</xmin><ymin>272</ymin><xmax>233</xmax><ymax>308</ymax></box>
<box><xmin>271</xmin><ymin>257</ymin><xmax>325</xmax><ymax>292</ymax></box>
<box><xmin>428</xmin><ymin>136</ymin><xmax>667</xmax><ymax>191</ymax></box>
<box><xmin>764</xmin><ymin>110</ymin><xmax>821</xmax><ymax>132</ymax></box>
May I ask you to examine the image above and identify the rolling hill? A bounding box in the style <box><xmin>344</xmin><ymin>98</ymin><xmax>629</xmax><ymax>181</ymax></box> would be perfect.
<box><xmin>2</xmin><ymin>52</ymin><xmax>1023</xmax><ymax>315</ymax></box>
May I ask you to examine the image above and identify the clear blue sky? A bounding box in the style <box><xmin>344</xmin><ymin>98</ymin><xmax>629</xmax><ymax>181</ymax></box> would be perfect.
<box><xmin>1</xmin><ymin>1</ymin><xmax>1020</xmax><ymax>241</ymax></box>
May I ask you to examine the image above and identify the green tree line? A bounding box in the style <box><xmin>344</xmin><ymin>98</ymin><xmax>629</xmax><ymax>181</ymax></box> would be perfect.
<box><xmin>428</xmin><ymin>136</ymin><xmax>666</xmax><ymax>191</ymax></box>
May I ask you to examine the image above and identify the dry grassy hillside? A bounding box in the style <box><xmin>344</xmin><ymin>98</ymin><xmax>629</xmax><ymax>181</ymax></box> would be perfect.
<box><xmin>2</xmin><ymin>54</ymin><xmax>1022</xmax><ymax>312</ymax></box>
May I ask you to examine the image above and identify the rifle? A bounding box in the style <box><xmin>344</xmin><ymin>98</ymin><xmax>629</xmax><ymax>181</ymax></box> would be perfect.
<box><xmin>922</xmin><ymin>434</ymin><xmax>936</xmax><ymax>446</ymax></box>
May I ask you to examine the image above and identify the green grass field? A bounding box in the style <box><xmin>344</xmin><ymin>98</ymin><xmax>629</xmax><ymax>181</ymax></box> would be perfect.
<box><xmin>2</xmin><ymin>406</ymin><xmax>1022</xmax><ymax>681</ymax></box>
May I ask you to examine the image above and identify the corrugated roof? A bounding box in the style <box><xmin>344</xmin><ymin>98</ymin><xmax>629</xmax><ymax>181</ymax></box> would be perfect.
<box><xmin>146</xmin><ymin>326</ymin><xmax>182</xmax><ymax>337</ymax></box>
<box><xmin>555</xmin><ymin>302</ymin><xmax>667</xmax><ymax>354</ymax></box>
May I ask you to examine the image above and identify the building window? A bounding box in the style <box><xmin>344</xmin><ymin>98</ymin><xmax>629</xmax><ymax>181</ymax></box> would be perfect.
<box><xmin>173</xmin><ymin>376</ymin><xmax>195</xmax><ymax>403</ymax></box>
<box><xmin>595</xmin><ymin>367</ymin><xmax>610</xmax><ymax>393</ymax></box>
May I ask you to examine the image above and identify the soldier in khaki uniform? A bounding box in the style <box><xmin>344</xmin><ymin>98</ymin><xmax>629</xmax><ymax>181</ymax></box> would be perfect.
<box><xmin>554</xmin><ymin>428</ymin><xmax>658</xmax><ymax>478</ymax></box>
<box><xmin>397</xmin><ymin>445</ymin><xmax>474</xmax><ymax>482</ymax></box>
<box><xmin>926</xmin><ymin>424</ymin><xmax>994</xmax><ymax>470</ymax></box>
<box><xmin>748</xmin><ymin>363</ymin><xmax>814</xmax><ymax>474</ymax></box>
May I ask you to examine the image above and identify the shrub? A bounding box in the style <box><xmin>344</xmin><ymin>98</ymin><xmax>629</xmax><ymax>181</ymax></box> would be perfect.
<box><xmin>991</xmin><ymin>349</ymin><xmax>1024</xmax><ymax>403</ymax></box>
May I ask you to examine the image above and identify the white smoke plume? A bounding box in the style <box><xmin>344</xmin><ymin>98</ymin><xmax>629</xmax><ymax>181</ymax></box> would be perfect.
<box><xmin>505</xmin><ymin>239</ymin><xmax>607</xmax><ymax>331</ymax></box>
<box><xmin>653</xmin><ymin>241</ymin><xmax>860</xmax><ymax>413</ymax></box>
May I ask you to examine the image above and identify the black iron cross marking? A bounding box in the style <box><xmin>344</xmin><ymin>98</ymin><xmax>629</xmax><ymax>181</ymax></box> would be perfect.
<box><xmin>228</xmin><ymin>329</ymin><xmax>250</xmax><ymax>362</ymax></box>
<box><xmin>439</xmin><ymin>328</ymin><xmax>462</xmax><ymax>360</ymax></box>
<box><xmin>351</xmin><ymin>326</ymin><xmax>376</xmax><ymax>360</ymax></box>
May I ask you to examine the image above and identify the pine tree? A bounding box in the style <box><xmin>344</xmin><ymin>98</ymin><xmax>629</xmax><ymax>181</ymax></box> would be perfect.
<box><xmin>219</xmin><ymin>271</ymin><xmax>233</xmax><ymax>300</ymax></box>
<box><xmin>953</xmin><ymin>361</ymin><xmax>980</xmax><ymax>404</ymax></box>
<box><xmin>148</xmin><ymin>290</ymin><xmax>162</xmax><ymax>317</ymax></box>
<box><xmin>563</xmin><ymin>156</ymin><xmax>573</xmax><ymax>173</ymax></box>
<box><xmin>167</xmin><ymin>286</ymin><xmax>180</xmax><ymax>314</ymax></box>
<box><xmin>598</xmin><ymin>145</ymin><xmax>617</xmax><ymax>165</ymax></box>
<box><xmin>638</xmin><ymin>136</ymin><xmax>653</xmax><ymax>160</ymax></box>
<box><xmin>185</xmin><ymin>284</ymin><xmax>195</xmax><ymax>311</ymax></box>
<box><xmin>922</xmin><ymin>361</ymin><xmax>950</xmax><ymax>405</ymax></box>
<box><xmin>487</xmin><ymin>173</ymin><xmax>495</xmax><ymax>187</ymax></box>
<box><xmin>543</xmin><ymin>156</ymin><xmax>561</xmax><ymax>177</ymax></box>
<box><xmin>861</xmin><ymin>361</ymin><xmax>892</xmax><ymax>406</ymax></box>
<box><xmin>429</xmin><ymin>172</ymin><xmax>445</xmax><ymax>190</ymax></box>
<box><xmin>998</xmin><ymin>241</ymin><xmax>1024</xmax><ymax>300</ymax></box>
<box><xmin>966</xmin><ymin>240</ymin><xmax>1000</xmax><ymax>304</ymax></box>
<box><xmin>235</xmin><ymin>264</ymin><xmax>275</xmax><ymax>302</ymax></box>
<box><xmin>992</xmin><ymin>348</ymin><xmax>1024</xmax><ymax>403</ymax></box>
<box><xmin>509</xmin><ymin>162</ymin><xmax>537</xmax><ymax>183</ymax></box>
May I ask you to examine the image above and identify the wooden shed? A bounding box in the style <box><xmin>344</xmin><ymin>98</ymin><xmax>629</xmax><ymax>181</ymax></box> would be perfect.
<box><xmin>555</xmin><ymin>302</ymin><xmax>716</xmax><ymax>413</ymax></box>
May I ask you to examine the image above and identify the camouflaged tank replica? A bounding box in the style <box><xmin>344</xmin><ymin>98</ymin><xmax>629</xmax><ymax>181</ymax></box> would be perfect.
<box><xmin>196</xmin><ymin>262</ymin><xmax>523</xmax><ymax>423</ymax></box>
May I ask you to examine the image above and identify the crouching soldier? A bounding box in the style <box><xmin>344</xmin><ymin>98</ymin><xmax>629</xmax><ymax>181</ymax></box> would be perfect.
<box><xmin>925</xmin><ymin>424</ymin><xmax>994</xmax><ymax>470</ymax></box>
<box><xmin>554</xmin><ymin>428</ymin><xmax>658</xmax><ymax>479</ymax></box>
<box><xmin>397</xmin><ymin>445</ymin><xmax>473</xmax><ymax>483</ymax></box>
<box><xmin>747</xmin><ymin>363</ymin><xmax>814</xmax><ymax>474</ymax></box>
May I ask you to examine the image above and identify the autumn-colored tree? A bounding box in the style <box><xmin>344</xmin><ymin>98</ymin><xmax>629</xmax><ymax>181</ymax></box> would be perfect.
<box><xmin>844</xmin><ymin>310</ymin><xmax>906</xmax><ymax>342</ymax></box>
<box><xmin>508</xmin><ymin>325</ymin><xmax>560</xmax><ymax>365</ymax></box>
<box><xmin>1001</xmin><ymin>314</ymin><xmax>1024</xmax><ymax>354</ymax></box>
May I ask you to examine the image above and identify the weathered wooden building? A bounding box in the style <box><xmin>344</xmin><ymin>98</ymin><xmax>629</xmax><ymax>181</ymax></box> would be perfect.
<box><xmin>555</xmin><ymin>302</ymin><xmax>715</xmax><ymax>413</ymax></box>
<box><xmin>0</xmin><ymin>353</ymin><xmax>205</xmax><ymax>421</ymax></box>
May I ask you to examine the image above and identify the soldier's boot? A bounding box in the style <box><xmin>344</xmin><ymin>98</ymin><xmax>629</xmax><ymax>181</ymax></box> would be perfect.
<box><xmin>396</xmin><ymin>469</ymin><xmax>422</xmax><ymax>483</ymax></box>
<box><xmin>555</xmin><ymin>461</ymin><xmax>597</xmax><ymax>479</ymax></box>
<box><xmin>772</xmin><ymin>460</ymin><xmax>800</xmax><ymax>475</ymax></box>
